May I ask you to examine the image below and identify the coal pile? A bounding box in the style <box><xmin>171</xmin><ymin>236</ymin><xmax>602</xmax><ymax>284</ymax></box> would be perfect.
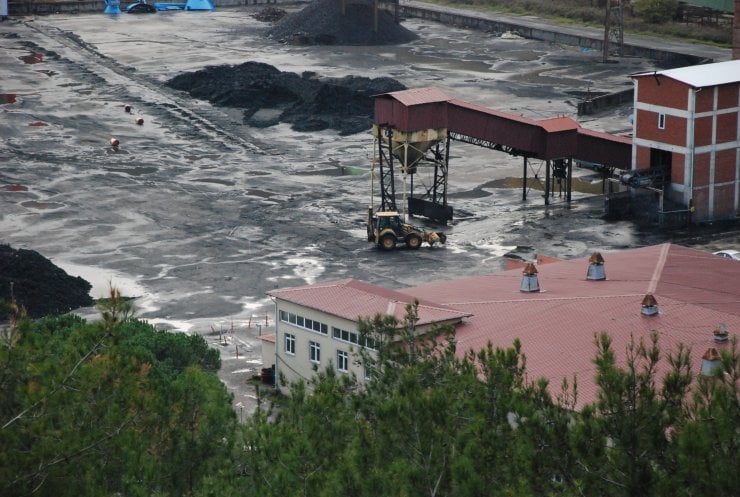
<box><xmin>0</xmin><ymin>245</ymin><xmax>94</xmax><ymax>320</ymax></box>
<box><xmin>166</xmin><ymin>61</ymin><xmax>406</xmax><ymax>135</ymax></box>
<box><xmin>267</xmin><ymin>0</ymin><xmax>418</xmax><ymax>45</ymax></box>
<box><xmin>252</xmin><ymin>7</ymin><xmax>287</xmax><ymax>23</ymax></box>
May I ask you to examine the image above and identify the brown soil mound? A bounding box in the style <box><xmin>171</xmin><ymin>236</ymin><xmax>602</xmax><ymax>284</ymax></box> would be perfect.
<box><xmin>0</xmin><ymin>245</ymin><xmax>94</xmax><ymax>320</ymax></box>
<box><xmin>267</xmin><ymin>0</ymin><xmax>418</xmax><ymax>45</ymax></box>
<box><xmin>166</xmin><ymin>61</ymin><xmax>405</xmax><ymax>135</ymax></box>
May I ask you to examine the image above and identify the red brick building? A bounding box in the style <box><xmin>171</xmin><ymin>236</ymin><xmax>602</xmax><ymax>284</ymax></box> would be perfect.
<box><xmin>632</xmin><ymin>60</ymin><xmax>740</xmax><ymax>222</ymax></box>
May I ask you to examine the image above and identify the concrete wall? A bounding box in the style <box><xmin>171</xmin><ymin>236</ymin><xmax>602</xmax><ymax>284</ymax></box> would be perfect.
<box><xmin>577</xmin><ymin>88</ymin><xmax>634</xmax><ymax>116</ymax></box>
<box><xmin>390</xmin><ymin>3</ymin><xmax>706</xmax><ymax>65</ymax></box>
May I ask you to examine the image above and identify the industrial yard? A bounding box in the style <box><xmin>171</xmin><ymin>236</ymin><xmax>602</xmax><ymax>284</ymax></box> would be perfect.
<box><xmin>1</xmin><ymin>4</ymin><xmax>738</xmax><ymax>412</ymax></box>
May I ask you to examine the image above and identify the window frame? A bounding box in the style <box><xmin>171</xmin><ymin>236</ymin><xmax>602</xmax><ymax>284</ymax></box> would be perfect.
<box><xmin>337</xmin><ymin>350</ymin><xmax>349</xmax><ymax>372</ymax></box>
<box><xmin>309</xmin><ymin>341</ymin><xmax>321</xmax><ymax>364</ymax></box>
<box><xmin>279</xmin><ymin>310</ymin><xmax>328</xmax><ymax>335</ymax></box>
<box><xmin>285</xmin><ymin>333</ymin><xmax>296</xmax><ymax>355</ymax></box>
<box><xmin>657</xmin><ymin>112</ymin><xmax>666</xmax><ymax>130</ymax></box>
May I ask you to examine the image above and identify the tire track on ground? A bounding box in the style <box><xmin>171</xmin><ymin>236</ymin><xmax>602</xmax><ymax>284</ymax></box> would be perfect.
<box><xmin>22</xmin><ymin>20</ymin><xmax>275</xmax><ymax>156</ymax></box>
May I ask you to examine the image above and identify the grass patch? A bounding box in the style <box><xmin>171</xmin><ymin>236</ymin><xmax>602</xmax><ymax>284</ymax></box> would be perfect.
<box><xmin>422</xmin><ymin>0</ymin><xmax>731</xmax><ymax>46</ymax></box>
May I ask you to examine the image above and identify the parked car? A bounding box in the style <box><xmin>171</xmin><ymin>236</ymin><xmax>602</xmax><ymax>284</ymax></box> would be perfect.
<box><xmin>712</xmin><ymin>249</ymin><xmax>740</xmax><ymax>260</ymax></box>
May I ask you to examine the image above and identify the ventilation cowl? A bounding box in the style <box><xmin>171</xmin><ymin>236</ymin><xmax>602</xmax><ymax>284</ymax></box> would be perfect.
<box><xmin>641</xmin><ymin>293</ymin><xmax>658</xmax><ymax>316</ymax></box>
<box><xmin>586</xmin><ymin>252</ymin><xmax>606</xmax><ymax>281</ymax></box>
<box><xmin>520</xmin><ymin>263</ymin><xmax>540</xmax><ymax>292</ymax></box>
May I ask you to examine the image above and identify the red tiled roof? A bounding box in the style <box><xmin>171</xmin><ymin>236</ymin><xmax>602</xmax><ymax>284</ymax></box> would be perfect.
<box><xmin>504</xmin><ymin>254</ymin><xmax>561</xmax><ymax>270</ymax></box>
<box><xmin>267</xmin><ymin>278</ymin><xmax>471</xmax><ymax>327</ymax></box>
<box><xmin>401</xmin><ymin>244</ymin><xmax>740</xmax><ymax>409</ymax></box>
<box><xmin>258</xmin><ymin>333</ymin><xmax>276</xmax><ymax>344</ymax></box>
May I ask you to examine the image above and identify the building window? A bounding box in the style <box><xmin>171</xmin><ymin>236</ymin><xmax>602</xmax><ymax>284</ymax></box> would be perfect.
<box><xmin>332</xmin><ymin>326</ymin><xmax>378</xmax><ymax>351</ymax></box>
<box><xmin>337</xmin><ymin>350</ymin><xmax>349</xmax><ymax>372</ymax></box>
<box><xmin>285</xmin><ymin>333</ymin><xmax>296</xmax><ymax>355</ymax></box>
<box><xmin>364</xmin><ymin>363</ymin><xmax>374</xmax><ymax>381</ymax></box>
<box><xmin>309</xmin><ymin>341</ymin><xmax>320</xmax><ymax>363</ymax></box>
<box><xmin>279</xmin><ymin>310</ymin><xmax>328</xmax><ymax>335</ymax></box>
<box><xmin>658</xmin><ymin>113</ymin><xmax>665</xmax><ymax>130</ymax></box>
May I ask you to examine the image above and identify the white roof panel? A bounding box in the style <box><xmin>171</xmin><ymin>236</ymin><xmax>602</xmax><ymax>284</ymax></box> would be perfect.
<box><xmin>633</xmin><ymin>59</ymin><xmax>740</xmax><ymax>88</ymax></box>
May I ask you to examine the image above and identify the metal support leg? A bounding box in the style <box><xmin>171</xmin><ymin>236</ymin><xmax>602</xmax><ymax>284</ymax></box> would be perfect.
<box><xmin>522</xmin><ymin>156</ymin><xmax>528</xmax><ymax>201</ymax></box>
<box><xmin>567</xmin><ymin>157</ymin><xmax>573</xmax><ymax>203</ymax></box>
<box><xmin>545</xmin><ymin>160</ymin><xmax>550</xmax><ymax>205</ymax></box>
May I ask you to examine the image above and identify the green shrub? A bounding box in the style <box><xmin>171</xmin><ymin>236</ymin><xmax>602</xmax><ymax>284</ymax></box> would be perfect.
<box><xmin>633</xmin><ymin>0</ymin><xmax>679</xmax><ymax>23</ymax></box>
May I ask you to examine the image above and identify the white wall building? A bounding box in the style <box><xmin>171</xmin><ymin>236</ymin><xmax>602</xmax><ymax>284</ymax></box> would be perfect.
<box><xmin>264</xmin><ymin>278</ymin><xmax>470</xmax><ymax>391</ymax></box>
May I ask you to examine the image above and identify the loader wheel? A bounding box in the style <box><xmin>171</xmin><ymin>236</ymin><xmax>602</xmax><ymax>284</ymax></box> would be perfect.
<box><xmin>379</xmin><ymin>233</ymin><xmax>396</xmax><ymax>251</ymax></box>
<box><xmin>405</xmin><ymin>233</ymin><xmax>422</xmax><ymax>249</ymax></box>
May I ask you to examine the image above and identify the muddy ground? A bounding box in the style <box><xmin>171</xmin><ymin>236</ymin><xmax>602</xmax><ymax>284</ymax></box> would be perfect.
<box><xmin>1</xmin><ymin>6</ymin><xmax>738</xmax><ymax>414</ymax></box>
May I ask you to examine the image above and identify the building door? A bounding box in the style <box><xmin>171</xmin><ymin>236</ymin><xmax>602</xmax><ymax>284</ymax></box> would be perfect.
<box><xmin>650</xmin><ymin>148</ymin><xmax>672</xmax><ymax>186</ymax></box>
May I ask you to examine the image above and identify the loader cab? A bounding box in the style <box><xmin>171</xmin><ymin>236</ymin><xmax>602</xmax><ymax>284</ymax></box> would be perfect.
<box><xmin>376</xmin><ymin>211</ymin><xmax>402</xmax><ymax>231</ymax></box>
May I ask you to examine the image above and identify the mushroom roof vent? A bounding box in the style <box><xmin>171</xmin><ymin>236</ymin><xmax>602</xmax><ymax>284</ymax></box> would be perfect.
<box><xmin>520</xmin><ymin>263</ymin><xmax>540</xmax><ymax>292</ymax></box>
<box><xmin>701</xmin><ymin>347</ymin><xmax>722</xmax><ymax>376</ymax></box>
<box><xmin>641</xmin><ymin>293</ymin><xmax>658</xmax><ymax>316</ymax></box>
<box><xmin>713</xmin><ymin>323</ymin><xmax>729</xmax><ymax>343</ymax></box>
<box><xmin>586</xmin><ymin>251</ymin><xmax>606</xmax><ymax>280</ymax></box>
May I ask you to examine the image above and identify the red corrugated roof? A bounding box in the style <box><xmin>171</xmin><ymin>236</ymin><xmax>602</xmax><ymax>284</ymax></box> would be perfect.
<box><xmin>577</xmin><ymin>127</ymin><xmax>632</xmax><ymax>145</ymax></box>
<box><xmin>401</xmin><ymin>244</ymin><xmax>740</xmax><ymax>409</ymax></box>
<box><xmin>267</xmin><ymin>278</ymin><xmax>471</xmax><ymax>327</ymax></box>
<box><xmin>448</xmin><ymin>98</ymin><xmax>538</xmax><ymax>126</ymax></box>
<box><xmin>537</xmin><ymin>116</ymin><xmax>580</xmax><ymax>133</ymax></box>
<box><xmin>268</xmin><ymin>244</ymin><xmax>738</xmax><ymax>409</ymax></box>
<box><xmin>376</xmin><ymin>87</ymin><xmax>452</xmax><ymax>106</ymax></box>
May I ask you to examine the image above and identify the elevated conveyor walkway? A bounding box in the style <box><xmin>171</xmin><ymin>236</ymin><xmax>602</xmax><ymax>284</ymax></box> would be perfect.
<box><xmin>373</xmin><ymin>87</ymin><xmax>632</xmax><ymax>222</ymax></box>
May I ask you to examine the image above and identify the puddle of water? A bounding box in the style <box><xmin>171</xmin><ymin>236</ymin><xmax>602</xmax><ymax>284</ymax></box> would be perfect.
<box><xmin>481</xmin><ymin>176</ymin><xmax>609</xmax><ymax>195</ymax></box>
<box><xmin>19</xmin><ymin>52</ymin><xmax>44</xmax><ymax>64</ymax></box>
<box><xmin>105</xmin><ymin>166</ymin><xmax>158</xmax><ymax>176</ymax></box>
<box><xmin>192</xmin><ymin>178</ymin><xmax>236</xmax><ymax>186</ymax></box>
<box><xmin>296</xmin><ymin>165</ymin><xmax>367</xmax><ymax>177</ymax></box>
<box><xmin>0</xmin><ymin>94</ymin><xmax>17</xmax><ymax>104</ymax></box>
<box><xmin>20</xmin><ymin>200</ymin><xmax>64</xmax><ymax>210</ymax></box>
<box><xmin>54</xmin><ymin>260</ymin><xmax>150</xmax><ymax>300</ymax></box>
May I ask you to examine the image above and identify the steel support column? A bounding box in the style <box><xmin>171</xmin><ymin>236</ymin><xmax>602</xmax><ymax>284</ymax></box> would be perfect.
<box><xmin>377</xmin><ymin>125</ymin><xmax>398</xmax><ymax>212</ymax></box>
<box><xmin>545</xmin><ymin>159</ymin><xmax>550</xmax><ymax>205</ymax></box>
<box><xmin>567</xmin><ymin>157</ymin><xmax>573</xmax><ymax>202</ymax></box>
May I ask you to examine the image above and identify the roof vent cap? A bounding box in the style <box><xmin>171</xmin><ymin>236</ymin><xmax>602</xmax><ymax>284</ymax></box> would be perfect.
<box><xmin>520</xmin><ymin>263</ymin><xmax>540</xmax><ymax>293</ymax></box>
<box><xmin>586</xmin><ymin>252</ymin><xmax>606</xmax><ymax>281</ymax></box>
<box><xmin>700</xmin><ymin>347</ymin><xmax>722</xmax><ymax>376</ymax></box>
<box><xmin>641</xmin><ymin>293</ymin><xmax>658</xmax><ymax>316</ymax></box>
<box><xmin>713</xmin><ymin>323</ymin><xmax>729</xmax><ymax>343</ymax></box>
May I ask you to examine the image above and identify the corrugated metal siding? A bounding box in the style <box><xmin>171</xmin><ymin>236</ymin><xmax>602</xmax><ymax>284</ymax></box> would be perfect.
<box><xmin>374</xmin><ymin>97</ymin><xmax>447</xmax><ymax>132</ymax></box>
<box><xmin>576</xmin><ymin>128</ymin><xmax>632</xmax><ymax>169</ymax></box>
<box><xmin>448</xmin><ymin>100</ymin><xmax>545</xmax><ymax>156</ymax></box>
<box><xmin>375</xmin><ymin>87</ymin><xmax>634</xmax><ymax>164</ymax></box>
<box><xmin>542</xmin><ymin>130</ymin><xmax>578</xmax><ymax>159</ymax></box>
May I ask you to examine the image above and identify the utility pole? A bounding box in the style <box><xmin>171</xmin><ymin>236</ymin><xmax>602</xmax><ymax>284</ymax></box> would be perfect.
<box><xmin>603</xmin><ymin>0</ymin><xmax>625</xmax><ymax>62</ymax></box>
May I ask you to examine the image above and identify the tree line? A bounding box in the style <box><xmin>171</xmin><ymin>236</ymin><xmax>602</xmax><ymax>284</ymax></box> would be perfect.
<box><xmin>1</xmin><ymin>297</ymin><xmax>737</xmax><ymax>496</ymax></box>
